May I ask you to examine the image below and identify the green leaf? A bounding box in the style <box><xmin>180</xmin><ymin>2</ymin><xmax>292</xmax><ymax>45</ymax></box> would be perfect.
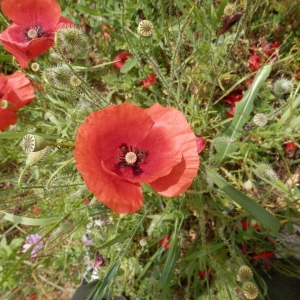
<box><xmin>98</xmin><ymin>232</ymin><xmax>131</xmax><ymax>249</ymax></box>
<box><xmin>0</xmin><ymin>211</ymin><xmax>60</xmax><ymax>226</ymax></box>
<box><xmin>213</xmin><ymin>65</ymin><xmax>272</xmax><ymax>164</ymax></box>
<box><xmin>120</xmin><ymin>57</ymin><xmax>137</xmax><ymax>73</ymax></box>
<box><xmin>91</xmin><ymin>260</ymin><xmax>121</xmax><ymax>300</ymax></box>
<box><xmin>202</xmin><ymin>164</ymin><xmax>280</xmax><ymax>234</ymax></box>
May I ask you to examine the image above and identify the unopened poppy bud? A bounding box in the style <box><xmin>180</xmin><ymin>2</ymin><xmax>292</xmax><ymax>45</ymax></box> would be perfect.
<box><xmin>31</xmin><ymin>62</ymin><xmax>40</xmax><ymax>72</ymax></box>
<box><xmin>238</xmin><ymin>265</ymin><xmax>253</xmax><ymax>282</ymax></box>
<box><xmin>242</xmin><ymin>281</ymin><xmax>258</xmax><ymax>299</ymax></box>
<box><xmin>272</xmin><ymin>78</ymin><xmax>295</xmax><ymax>96</ymax></box>
<box><xmin>254</xmin><ymin>163</ymin><xmax>277</xmax><ymax>181</ymax></box>
<box><xmin>138</xmin><ymin>20</ymin><xmax>154</xmax><ymax>37</ymax></box>
<box><xmin>57</xmin><ymin>27</ymin><xmax>83</xmax><ymax>47</ymax></box>
<box><xmin>45</xmin><ymin>64</ymin><xmax>72</xmax><ymax>88</ymax></box>
<box><xmin>21</xmin><ymin>134</ymin><xmax>49</xmax><ymax>153</ymax></box>
<box><xmin>26</xmin><ymin>147</ymin><xmax>49</xmax><ymax>166</ymax></box>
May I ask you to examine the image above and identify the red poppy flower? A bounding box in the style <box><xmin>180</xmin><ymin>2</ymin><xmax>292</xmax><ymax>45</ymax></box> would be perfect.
<box><xmin>159</xmin><ymin>236</ymin><xmax>170</xmax><ymax>249</ymax></box>
<box><xmin>74</xmin><ymin>103</ymin><xmax>199</xmax><ymax>213</ymax></box>
<box><xmin>284</xmin><ymin>138</ymin><xmax>297</xmax><ymax>152</ymax></box>
<box><xmin>113</xmin><ymin>51</ymin><xmax>132</xmax><ymax>70</ymax></box>
<box><xmin>0</xmin><ymin>72</ymin><xmax>35</xmax><ymax>131</ymax></box>
<box><xmin>1</xmin><ymin>72</ymin><xmax>35</xmax><ymax>109</ymax></box>
<box><xmin>241</xmin><ymin>220</ymin><xmax>260</xmax><ymax>231</ymax></box>
<box><xmin>141</xmin><ymin>73</ymin><xmax>156</xmax><ymax>88</ymax></box>
<box><xmin>0</xmin><ymin>0</ymin><xmax>73</xmax><ymax>68</ymax></box>
<box><xmin>248</xmin><ymin>50</ymin><xmax>261</xmax><ymax>72</ymax></box>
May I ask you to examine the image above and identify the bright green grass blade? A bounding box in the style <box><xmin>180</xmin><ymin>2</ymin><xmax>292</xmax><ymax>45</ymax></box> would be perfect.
<box><xmin>98</xmin><ymin>232</ymin><xmax>131</xmax><ymax>249</ymax></box>
<box><xmin>213</xmin><ymin>65</ymin><xmax>272</xmax><ymax>165</ymax></box>
<box><xmin>91</xmin><ymin>260</ymin><xmax>121</xmax><ymax>300</ymax></box>
<box><xmin>0</xmin><ymin>211</ymin><xmax>60</xmax><ymax>226</ymax></box>
<box><xmin>202</xmin><ymin>164</ymin><xmax>280</xmax><ymax>234</ymax></box>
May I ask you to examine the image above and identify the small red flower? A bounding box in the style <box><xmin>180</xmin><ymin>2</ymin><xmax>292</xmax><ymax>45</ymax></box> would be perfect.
<box><xmin>0</xmin><ymin>72</ymin><xmax>35</xmax><ymax>131</ymax></box>
<box><xmin>248</xmin><ymin>50</ymin><xmax>262</xmax><ymax>72</ymax></box>
<box><xmin>141</xmin><ymin>73</ymin><xmax>156</xmax><ymax>88</ymax></box>
<box><xmin>0</xmin><ymin>0</ymin><xmax>73</xmax><ymax>68</ymax></box>
<box><xmin>159</xmin><ymin>236</ymin><xmax>170</xmax><ymax>249</ymax></box>
<box><xmin>253</xmin><ymin>251</ymin><xmax>275</xmax><ymax>268</ymax></box>
<box><xmin>198</xmin><ymin>269</ymin><xmax>209</xmax><ymax>279</ymax></box>
<box><xmin>262</xmin><ymin>40</ymin><xmax>280</xmax><ymax>58</ymax></box>
<box><xmin>74</xmin><ymin>103</ymin><xmax>199</xmax><ymax>213</ymax></box>
<box><xmin>31</xmin><ymin>206</ymin><xmax>41</xmax><ymax>215</ymax></box>
<box><xmin>223</xmin><ymin>88</ymin><xmax>243</xmax><ymax>118</ymax></box>
<box><xmin>241</xmin><ymin>220</ymin><xmax>260</xmax><ymax>231</ymax></box>
<box><xmin>27</xmin><ymin>294</ymin><xmax>37</xmax><ymax>300</ymax></box>
<box><xmin>113</xmin><ymin>51</ymin><xmax>132</xmax><ymax>70</ymax></box>
<box><xmin>284</xmin><ymin>138</ymin><xmax>297</xmax><ymax>152</ymax></box>
<box><xmin>84</xmin><ymin>198</ymin><xmax>91</xmax><ymax>205</ymax></box>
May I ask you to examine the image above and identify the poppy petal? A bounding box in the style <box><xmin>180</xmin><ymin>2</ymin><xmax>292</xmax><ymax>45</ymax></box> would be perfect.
<box><xmin>74</xmin><ymin>117</ymin><xmax>143</xmax><ymax>213</ymax></box>
<box><xmin>1</xmin><ymin>0</ymin><xmax>61</xmax><ymax>30</ymax></box>
<box><xmin>0</xmin><ymin>108</ymin><xmax>18</xmax><ymax>131</ymax></box>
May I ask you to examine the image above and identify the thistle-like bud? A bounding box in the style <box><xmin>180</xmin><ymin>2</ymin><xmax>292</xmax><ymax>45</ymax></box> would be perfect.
<box><xmin>224</xmin><ymin>4</ymin><xmax>235</xmax><ymax>16</ymax></box>
<box><xmin>242</xmin><ymin>281</ymin><xmax>259</xmax><ymax>299</ymax></box>
<box><xmin>44</xmin><ymin>64</ymin><xmax>72</xmax><ymax>89</ymax></box>
<box><xmin>138</xmin><ymin>20</ymin><xmax>154</xmax><ymax>37</ymax></box>
<box><xmin>21</xmin><ymin>134</ymin><xmax>49</xmax><ymax>153</ymax></box>
<box><xmin>31</xmin><ymin>62</ymin><xmax>40</xmax><ymax>72</ymax></box>
<box><xmin>253</xmin><ymin>113</ymin><xmax>268</xmax><ymax>127</ymax></box>
<box><xmin>56</xmin><ymin>27</ymin><xmax>84</xmax><ymax>48</ymax></box>
<box><xmin>243</xmin><ymin>180</ymin><xmax>253</xmax><ymax>191</ymax></box>
<box><xmin>254</xmin><ymin>163</ymin><xmax>278</xmax><ymax>181</ymax></box>
<box><xmin>272</xmin><ymin>78</ymin><xmax>295</xmax><ymax>96</ymax></box>
<box><xmin>26</xmin><ymin>147</ymin><xmax>49</xmax><ymax>166</ymax></box>
<box><xmin>238</xmin><ymin>265</ymin><xmax>253</xmax><ymax>282</ymax></box>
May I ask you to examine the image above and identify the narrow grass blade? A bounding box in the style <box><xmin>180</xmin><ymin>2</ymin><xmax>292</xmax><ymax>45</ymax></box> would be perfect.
<box><xmin>213</xmin><ymin>65</ymin><xmax>272</xmax><ymax>165</ymax></box>
<box><xmin>202</xmin><ymin>164</ymin><xmax>280</xmax><ymax>234</ymax></box>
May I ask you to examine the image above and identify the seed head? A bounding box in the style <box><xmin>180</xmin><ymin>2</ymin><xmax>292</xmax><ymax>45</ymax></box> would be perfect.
<box><xmin>31</xmin><ymin>62</ymin><xmax>40</xmax><ymax>72</ymax></box>
<box><xmin>224</xmin><ymin>4</ymin><xmax>235</xmax><ymax>16</ymax></box>
<box><xmin>253</xmin><ymin>113</ymin><xmax>268</xmax><ymax>127</ymax></box>
<box><xmin>242</xmin><ymin>281</ymin><xmax>259</xmax><ymax>299</ymax></box>
<box><xmin>138</xmin><ymin>20</ymin><xmax>154</xmax><ymax>37</ymax></box>
<box><xmin>21</xmin><ymin>134</ymin><xmax>49</xmax><ymax>154</ymax></box>
<box><xmin>238</xmin><ymin>265</ymin><xmax>253</xmax><ymax>282</ymax></box>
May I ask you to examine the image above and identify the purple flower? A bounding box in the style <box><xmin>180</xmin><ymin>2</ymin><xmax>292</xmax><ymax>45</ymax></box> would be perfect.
<box><xmin>22</xmin><ymin>234</ymin><xmax>43</xmax><ymax>257</ymax></box>
<box><xmin>82</xmin><ymin>232</ymin><xmax>94</xmax><ymax>246</ymax></box>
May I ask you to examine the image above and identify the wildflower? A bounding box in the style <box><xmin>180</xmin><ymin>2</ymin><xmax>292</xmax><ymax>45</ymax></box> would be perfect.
<box><xmin>74</xmin><ymin>103</ymin><xmax>199</xmax><ymax>213</ymax></box>
<box><xmin>113</xmin><ymin>51</ymin><xmax>132</xmax><ymax>70</ymax></box>
<box><xmin>22</xmin><ymin>234</ymin><xmax>43</xmax><ymax>257</ymax></box>
<box><xmin>284</xmin><ymin>138</ymin><xmax>297</xmax><ymax>152</ymax></box>
<box><xmin>82</xmin><ymin>232</ymin><xmax>93</xmax><ymax>246</ymax></box>
<box><xmin>159</xmin><ymin>236</ymin><xmax>170</xmax><ymax>249</ymax></box>
<box><xmin>138</xmin><ymin>20</ymin><xmax>154</xmax><ymax>37</ymax></box>
<box><xmin>253</xmin><ymin>251</ymin><xmax>275</xmax><ymax>261</ymax></box>
<box><xmin>84</xmin><ymin>199</ymin><xmax>91</xmax><ymax>205</ymax></box>
<box><xmin>243</xmin><ymin>180</ymin><xmax>253</xmax><ymax>191</ymax></box>
<box><xmin>198</xmin><ymin>269</ymin><xmax>209</xmax><ymax>279</ymax></box>
<box><xmin>222</xmin><ymin>88</ymin><xmax>243</xmax><ymax>118</ymax></box>
<box><xmin>242</xmin><ymin>281</ymin><xmax>259</xmax><ymax>299</ymax></box>
<box><xmin>248</xmin><ymin>50</ymin><xmax>261</xmax><ymax>72</ymax></box>
<box><xmin>241</xmin><ymin>220</ymin><xmax>260</xmax><ymax>231</ymax></box>
<box><xmin>140</xmin><ymin>73</ymin><xmax>156</xmax><ymax>88</ymax></box>
<box><xmin>31</xmin><ymin>206</ymin><xmax>41</xmax><ymax>215</ymax></box>
<box><xmin>0</xmin><ymin>72</ymin><xmax>35</xmax><ymax>131</ymax></box>
<box><xmin>0</xmin><ymin>0</ymin><xmax>73</xmax><ymax>68</ymax></box>
<box><xmin>102</xmin><ymin>25</ymin><xmax>110</xmax><ymax>39</ymax></box>
<box><xmin>262</xmin><ymin>40</ymin><xmax>280</xmax><ymax>58</ymax></box>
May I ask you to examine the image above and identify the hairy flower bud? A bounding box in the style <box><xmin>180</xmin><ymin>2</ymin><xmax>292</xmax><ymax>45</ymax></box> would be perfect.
<box><xmin>26</xmin><ymin>147</ymin><xmax>49</xmax><ymax>166</ymax></box>
<box><xmin>44</xmin><ymin>64</ymin><xmax>72</xmax><ymax>89</ymax></box>
<box><xmin>272</xmin><ymin>78</ymin><xmax>295</xmax><ymax>96</ymax></box>
<box><xmin>57</xmin><ymin>27</ymin><xmax>83</xmax><ymax>47</ymax></box>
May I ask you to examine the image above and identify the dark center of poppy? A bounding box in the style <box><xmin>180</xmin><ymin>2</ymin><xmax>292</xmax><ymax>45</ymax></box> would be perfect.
<box><xmin>116</xmin><ymin>143</ymin><xmax>148</xmax><ymax>175</ymax></box>
<box><xmin>24</xmin><ymin>25</ymin><xmax>50</xmax><ymax>41</ymax></box>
